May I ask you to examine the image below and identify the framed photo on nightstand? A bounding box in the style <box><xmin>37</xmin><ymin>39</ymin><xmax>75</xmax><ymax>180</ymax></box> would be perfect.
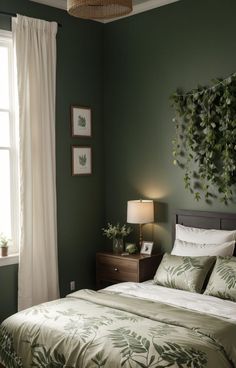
<box><xmin>140</xmin><ymin>241</ymin><xmax>153</xmax><ymax>256</ymax></box>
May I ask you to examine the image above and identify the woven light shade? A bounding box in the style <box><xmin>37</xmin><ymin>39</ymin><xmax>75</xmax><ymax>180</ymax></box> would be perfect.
<box><xmin>67</xmin><ymin>0</ymin><xmax>132</xmax><ymax>19</ymax></box>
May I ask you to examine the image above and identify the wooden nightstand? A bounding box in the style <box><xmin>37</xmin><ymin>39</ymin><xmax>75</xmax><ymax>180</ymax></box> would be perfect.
<box><xmin>96</xmin><ymin>251</ymin><xmax>162</xmax><ymax>289</ymax></box>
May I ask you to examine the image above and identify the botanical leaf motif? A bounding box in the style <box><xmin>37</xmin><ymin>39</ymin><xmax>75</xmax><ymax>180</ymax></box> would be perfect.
<box><xmin>150</xmin><ymin>324</ymin><xmax>177</xmax><ymax>337</ymax></box>
<box><xmin>91</xmin><ymin>351</ymin><xmax>108</xmax><ymax>367</ymax></box>
<box><xmin>23</xmin><ymin>305</ymin><xmax>51</xmax><ymax>316</ymax></box>
<box><xmin>64</xmin><ymin>315</ymin><xmax>113</xmax><ymax>342</ymax></box>
<box><xmin>171</xmin><ymin>257</ymin><xmax>204</xmax><ymax>276</ymax></box>
<box><xmin>153</xmin><ymin>341</ymin><xmax>207</xmax><ymax>368</ymax></box>
<box><xmin>23</xmin><ymin>330</ymin><xmax>69</xmax><ymax>368</ymax></box>
<box><xmin>165</xmin><ymin>257</ymin><xmax>204</xmax><ymax>287</ymax></box>
<box><xmin>109</xmin><ymin>328</ymin><xmax>148</xmax><ymax>355</ymax></box>
<box><xmin>79</xmin><ymin>154</ymin><xmax>87</xmax><ymax>166</ymax></box>
<box><xmin>216</xmin><ymin>258</ymin><xmax>236</xmax><ymax>289</ymax></box>
<box><xmin>78</xmin><ymin>115</ymin><xmax>86</xmax><ymax>127</ymax></box>
<box><xmin>162</xmin><ymin>267</ymin><xmax>177</xmax><ymax>289</ymax></box>
<box><xmin>214</xmin><ymin>291</ymin><xmax>236</xmax><ymax>302</ymax></box>
<box><xmin>64</xmin><ymin>318</ymin><xmax>87</xmax><ymax>333</ymax></box>
<box><xmin>23</xmin><ymin>303</ymin><xmax>80</xmax><ymax>322</ymax></box>
<box><xmin>161</xmin><ymin>256</ymin><xmax>204</xmax><ymax>289</ymax></box>
<box><xmin>31</xmin><ymin>345</ymin><xmax>66</xmax><ymax>368</ymax></box>
<box><xmin>56</xmin><ymin>308</ymin><xmax>84</xmax><ymax>317</ymax></box>
<box><xmin>108</xmin><ymin>310</ymin><xmax>141</xmax><ymax>323</ymax></box>
<box><xmin>154</xmin><ymin>253</ymin><xmax>214</xmax><ymax>292</ymax></box>
<box><xmin>148</xmin><ymin>354</ymin><xmax>155</xmax><ymax>366</ymax></box>
<box><xmin>0</xmin><ymin>326</ymin><xmax>23</xmax><ymax>368</ymax></box>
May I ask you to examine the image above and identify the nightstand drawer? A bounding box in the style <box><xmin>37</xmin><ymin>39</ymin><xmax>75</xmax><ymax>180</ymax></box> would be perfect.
<box><xmin>97</xmin><ymin>254</ymin><xmax>137</xmax><ymax>272</ymax></box>
<box><xmin>96</xmin><ymin>255</ymin><xmax>137</xmax><ymax>282</ymax></box>
<box><xmin>96</xmin><ymin>251</ymin><xmax>162</xmax><ymax>289</ymax></box>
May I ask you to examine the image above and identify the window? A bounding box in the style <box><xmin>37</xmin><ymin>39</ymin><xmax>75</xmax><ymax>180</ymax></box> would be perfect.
<box><xmin>0</xmin><ymin>30</ymin><xmax>19</xmax><ymax>259</ymax></box>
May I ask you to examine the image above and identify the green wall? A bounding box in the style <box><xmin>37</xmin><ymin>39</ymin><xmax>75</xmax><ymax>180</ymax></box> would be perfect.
<box><xmin>1</xmin><ymin>0</ymin><xmax>236</xmax><ymax>323</ymax></box>
<box><xmin>103</xmin><ymin>0</ymin><xmax>236</xmax><ymax>252</ymax></box>
<box><xmin>0</xmin><ymin>0</ymin><xmax>104</xmax><ymax>322</ymax></box>
<box><xmin>0</xmin><ymin>265</ymin><xmax>18</xmax><ymax>322</ymax></box>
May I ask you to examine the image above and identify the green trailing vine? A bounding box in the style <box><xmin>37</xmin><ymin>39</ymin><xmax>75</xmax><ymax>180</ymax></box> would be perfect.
<box><xmin>171</xmin><ymin>73</ymin><xmax>236</xmax><ymax>204</ymax></box>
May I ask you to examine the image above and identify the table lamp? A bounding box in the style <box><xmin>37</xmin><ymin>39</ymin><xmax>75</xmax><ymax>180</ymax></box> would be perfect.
<box><xmin>127</xmin><ymin>199</ymin><xmax>154</xmax><ymax>249</ymax></box>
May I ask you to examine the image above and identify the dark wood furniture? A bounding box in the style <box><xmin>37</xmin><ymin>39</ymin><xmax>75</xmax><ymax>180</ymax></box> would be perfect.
<box><xmin>96</xmin><ymin>252</ymin><xmax>162</xmax><ymax>289</ymax></box>
<box><xmin>173</xmin><ymin>209</ymin><xmax>236</xmax><ymax>254</ymax></box>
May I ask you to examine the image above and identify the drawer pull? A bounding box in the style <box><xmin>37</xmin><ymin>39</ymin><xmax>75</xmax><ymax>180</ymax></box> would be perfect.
<box><xmin>114</xmin><ymin>267</ymin><xmax>118</xmax><ymax>272</ymax></box>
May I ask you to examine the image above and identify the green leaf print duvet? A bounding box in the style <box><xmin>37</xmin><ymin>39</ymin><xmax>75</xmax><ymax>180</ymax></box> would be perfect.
<box><xmin>0</xmin><ymin>289</ymin><xmax>236</xmax><ymax>368</ymax></box>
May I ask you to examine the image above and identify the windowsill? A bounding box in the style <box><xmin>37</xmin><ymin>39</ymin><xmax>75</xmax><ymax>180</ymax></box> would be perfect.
<box><xmin>0</xmin><ymin>253</ymin><xmax>19</xmax><ymax>267</ymax></box>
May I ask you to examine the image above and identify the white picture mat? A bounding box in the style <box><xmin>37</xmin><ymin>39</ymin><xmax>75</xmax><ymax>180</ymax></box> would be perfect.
<box><xmin>72</xmin><ymin>107</ymin><xmax>91</xmax><ymax>136</ymax></box>
<box><xmin>140</xmin><ymin>241</ymin><xmax>153</xmax><ymax>255</ymax></box>
<box><xmin>72</xmin><ymin>147</ymin><xmax>92</xmax><ymax>175</ymax></box>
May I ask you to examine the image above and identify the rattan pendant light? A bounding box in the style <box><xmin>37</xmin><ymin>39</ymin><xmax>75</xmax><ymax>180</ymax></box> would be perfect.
<box><xmin>67</xmin><ymin>0</ymin><xmax>132</xmax><ymax>20</ymax></box>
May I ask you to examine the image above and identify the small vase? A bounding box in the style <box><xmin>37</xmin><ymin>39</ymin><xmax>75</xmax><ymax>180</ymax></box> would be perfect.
<box><xmin>113</xmin><ymin>238</ymin><xmax>124</xmax><ymax>254</ymax></box>
<box><xmin>0</xmin><ymin>247</ymin><xmax>8</xmax><ymax>257</ymax></box>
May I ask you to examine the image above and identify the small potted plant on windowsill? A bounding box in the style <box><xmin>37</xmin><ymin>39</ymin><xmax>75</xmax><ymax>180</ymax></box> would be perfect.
<box><xmin>0</xmin><ymin>234</ymin><xmax>9</xmax><ymax>257</ymax></box>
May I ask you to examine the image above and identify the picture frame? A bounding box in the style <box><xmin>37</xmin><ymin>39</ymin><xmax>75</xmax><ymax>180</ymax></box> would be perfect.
<box><xmin>140</xmin><ymin>241</ymin><xmax>153</xmax><ymax>256</ymax></box>
<box><xmin>71</xmin><ymin>105</ymin><xmax>91</xmax><ymax>137</ymax></box>
<box><xmin>72</xmin><ymin>146</ymin><xmax>92</xmax><ymax>176</ymax></box>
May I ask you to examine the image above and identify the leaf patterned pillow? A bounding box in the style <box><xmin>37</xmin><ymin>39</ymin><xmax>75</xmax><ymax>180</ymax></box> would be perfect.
<box><xmin>154</xmin><ymin>253</ymin><xmax>215</xmax><ymax>293</ymax></box>
<box><xmin>204</xmin><ymin>256</ymin><xmax>236</xmax><ymax>302</ymax></box>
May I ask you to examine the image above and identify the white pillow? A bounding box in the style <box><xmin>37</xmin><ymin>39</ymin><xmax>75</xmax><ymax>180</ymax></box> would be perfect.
<box><xmin>171</xmin><ymin>239</ymin><xmax>235</xmax><ymax>257</ymax></box>
<box><xmin>176</xmin><ymin>224</ymin><xmax>236</xmax><ymax>244</ymax></box>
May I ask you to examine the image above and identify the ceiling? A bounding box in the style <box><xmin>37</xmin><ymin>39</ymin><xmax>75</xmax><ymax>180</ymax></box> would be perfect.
<box><xmin>30</xmin><ymin>0</ymin><xmax>180</xmax><ymax>22</ymax></box>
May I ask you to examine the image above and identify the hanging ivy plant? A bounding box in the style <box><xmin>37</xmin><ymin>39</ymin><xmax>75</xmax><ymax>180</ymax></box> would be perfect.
<box><xmin>170</xmin><ymin>73</ymin><xmax>236</xmax><ymax>204</ymax></box>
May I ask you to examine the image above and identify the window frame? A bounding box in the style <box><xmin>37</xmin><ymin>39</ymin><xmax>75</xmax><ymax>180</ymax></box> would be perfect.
<box><xmin>0</xmin><ymin>29</ymin><xmax>19</xmax><ymax>265</ymax></box>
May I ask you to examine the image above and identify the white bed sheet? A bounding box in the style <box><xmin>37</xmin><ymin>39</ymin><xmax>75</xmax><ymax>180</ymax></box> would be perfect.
<box><xmin>103</xmin><ymin>281</ymin><xmax>236</xmax><ymax>321</ymax></box>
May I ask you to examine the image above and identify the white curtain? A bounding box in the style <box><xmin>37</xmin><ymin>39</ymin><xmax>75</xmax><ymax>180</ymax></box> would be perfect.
<box><xmin>12</xmin><ymin>15</ymin><xmax>59</xmax><ymax>311</ymax></box>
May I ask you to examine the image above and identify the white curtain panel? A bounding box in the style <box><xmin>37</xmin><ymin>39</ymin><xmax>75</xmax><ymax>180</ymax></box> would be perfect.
<box><xmin>12</xmin><ymin>15</ymin><xmax>59</xmax><ymax>310</ymax></box>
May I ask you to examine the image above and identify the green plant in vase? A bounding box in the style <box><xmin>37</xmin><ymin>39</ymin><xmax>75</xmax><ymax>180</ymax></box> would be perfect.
<box><xmin>102</xmin><ymin>223</ymin><xmax>132</xmax><ymax>254</ymax></box>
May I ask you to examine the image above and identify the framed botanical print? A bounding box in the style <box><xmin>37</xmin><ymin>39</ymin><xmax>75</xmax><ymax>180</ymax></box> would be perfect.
<box><xmin>72</xmin><ymin>146</ymin><xmax>92</xmax><ymax>176</ymax></box>
<box><xmin>71</xmin><ymin>106</ymin><xmax>91</xmax><ymax>137</ymax></box>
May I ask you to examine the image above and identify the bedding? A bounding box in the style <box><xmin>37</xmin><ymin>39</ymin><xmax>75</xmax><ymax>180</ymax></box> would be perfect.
<box><xmin>171</xmin><ymin>239</ymin><xmax>235</xmax><ymax>257</ymax></box>
<box><xmin>204</xmin><ymin>256</ymin><xmax>236</xmax><ymax>302</ymax></box>
<box><xmin>2</xmin><ymin>209</ymin><xmax>236</xmax><ymax>368</ymax></box>
<box><xmin>176</xmin><ymin>224</ymin><xmax>236</xmax><ymax>244</ymax></box>
<box><xmin>153</xmin><ymin>253</ymin><xmax>214</xmax><ymax>292</ymax></box>
<box><xmin>106</xmin><ymin>281</ymin><xmax>236</xmax><ymax>321</ymax></box>
<box><xmin>1</xmin><ymin>286</ymin><xmax>236</xmax><ymax>368</ymax></box>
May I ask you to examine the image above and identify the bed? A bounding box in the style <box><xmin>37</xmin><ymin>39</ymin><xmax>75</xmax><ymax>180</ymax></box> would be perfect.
<box><xmin>1</xmin><ymin>209</ymin><xmax>236</xmax><ymax>368</ymax></box>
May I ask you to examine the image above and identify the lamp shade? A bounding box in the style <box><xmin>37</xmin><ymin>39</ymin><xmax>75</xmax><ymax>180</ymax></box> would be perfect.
<box><xmin>67</xmin><ymin>0</ymin><xmax>132</xmax><ymax>20</ymax></box>
<box><xmin>127</xmin><ymin>200</ymin><xmax>154</xmax><ymax>224</ymax></box>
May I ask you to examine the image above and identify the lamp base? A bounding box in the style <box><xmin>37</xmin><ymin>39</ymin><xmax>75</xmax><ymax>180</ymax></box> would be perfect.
<box><xmin>139</xmin><ymin>223</ymin><xmax>143</xmax><ymax>250</ymax></box>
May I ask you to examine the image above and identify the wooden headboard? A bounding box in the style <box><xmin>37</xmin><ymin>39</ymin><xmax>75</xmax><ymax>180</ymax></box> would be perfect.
<box><xmin>173</xmin><ymin>210</ymin><xmax>236</xmax><ymax>250</ymax></box>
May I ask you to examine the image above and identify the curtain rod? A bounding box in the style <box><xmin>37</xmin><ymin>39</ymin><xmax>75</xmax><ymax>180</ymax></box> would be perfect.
<box><xmin>0</xmin><ymin>10</ymin><xmax>62</xmax><ymax>27</ymax></box>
